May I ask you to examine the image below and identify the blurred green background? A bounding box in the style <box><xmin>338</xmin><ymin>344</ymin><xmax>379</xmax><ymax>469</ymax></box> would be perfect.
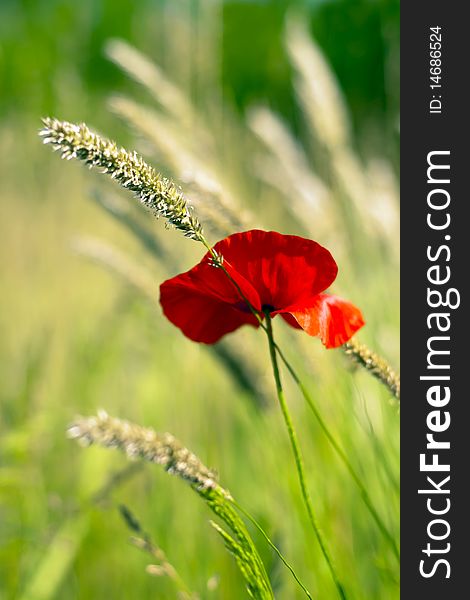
<box><xmin>0</xmin><ymin>1</ymin><xmax>399</xmax><ymax>599</ymax></box>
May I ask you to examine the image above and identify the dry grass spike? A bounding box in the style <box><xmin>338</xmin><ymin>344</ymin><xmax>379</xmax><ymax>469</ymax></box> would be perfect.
<box><xmin>40</xmin><ymin>118</ymin><xmax>203</xmax><ymax>241</ymax></box>
<box><xmin>343</xmin><ymin>338</ymin><xmax>400</xmax><ymax>401</ymax></box>
<box><xmin>68</xmin><ymin>410</ymin><xmax>219</xmax><ymax>492</ymax></box>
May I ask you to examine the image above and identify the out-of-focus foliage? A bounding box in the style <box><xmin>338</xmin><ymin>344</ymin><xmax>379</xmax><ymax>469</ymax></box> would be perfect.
<box><xmin>0</xmin><ymin>1</ymin><xmax>399</xmax><ymax>599</ymax></box>
<box><xmin>0</xmin><ymin>0</ymin><xmax>399</xmax><ymax>153</ymax></box>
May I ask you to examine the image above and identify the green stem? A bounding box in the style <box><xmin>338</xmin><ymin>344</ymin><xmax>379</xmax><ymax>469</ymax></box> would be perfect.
<box><xmin>265</xmin><ymin>313</ymin><xmax>348</xmax><ymax>600</ymax></box>
<box><xmin>231</xmin><ymin>499</ymin><xmax>313</xmax><ymax>599</ymax></box>
<box><xmin>273</xmin><ymin>342</ymin><xmax>400</xmax><ymax>562</ymax></box>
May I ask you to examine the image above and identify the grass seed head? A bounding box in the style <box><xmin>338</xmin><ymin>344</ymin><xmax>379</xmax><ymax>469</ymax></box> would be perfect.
<box><xmin>39</xmin><ymin>117</ymin><xmax>203</xmax><ymax>241</ymax></box>
<box><xmin>67</xmin><ymin>411</ymin><xmax>218</xmax><ymax>491</ymax></box>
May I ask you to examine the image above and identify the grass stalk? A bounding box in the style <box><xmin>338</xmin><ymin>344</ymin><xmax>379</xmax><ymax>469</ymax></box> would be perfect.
<box><xmin>264</xmin><ymin>313</ymin><xmax>347</xmax><ymax>600</ymax></box>
<box><xmin>273</xmin><ymin>342</ymin><xmax>400</xmax><ymax>562</ymax></box>
<box><xmin>231</xmin><ymin>499</ymin><xmax>313</xmax><ymax>599</ymax></box>
<box><xmin>119</xmin><ymin>504</ymin><xmax>198</xmax><ymax>599</ymax></box>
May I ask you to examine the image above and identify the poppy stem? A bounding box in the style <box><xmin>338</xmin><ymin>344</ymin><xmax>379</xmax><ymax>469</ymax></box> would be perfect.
<box><xmin>272</xmin><ymin>341</ymin><xmax>400</xmax><ymax>562</ymax></box>
<box><xmin>264</xmin><ymin>312</ymin><xmax>348</xmax><ymax>600</ymax></box>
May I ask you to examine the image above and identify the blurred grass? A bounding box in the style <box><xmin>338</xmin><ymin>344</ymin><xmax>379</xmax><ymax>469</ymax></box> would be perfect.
<box><xmin>0</xmin><ymin>1</ymin><xmax>399</xmax><ymax>599</ymax></box>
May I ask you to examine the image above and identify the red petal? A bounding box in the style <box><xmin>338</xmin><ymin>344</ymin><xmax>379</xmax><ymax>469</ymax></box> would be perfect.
<box><xmin>211</xmin><ymin>230</ymin><xmax>338</xmax><ymax>310</ymax></box>
<box><xmin>279</xmin><ymin>312</ymin><xmax>303</xmax><ymax>329</ymax></box>
<box><xmin>282</xmin><ymin>294</ymin><xmax>365</xmax><ymax>348</ymax></box>
<box><xmin>160</xmin><ymin>260</ymin><xmax>261</xmax><ymax>344</ymax></box>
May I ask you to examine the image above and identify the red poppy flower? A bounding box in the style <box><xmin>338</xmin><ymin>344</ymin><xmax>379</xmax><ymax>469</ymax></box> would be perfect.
<box><xmin>159</xmin><ymin>230</ymin><xmax>364</xmax><ymax>348</ymax></box>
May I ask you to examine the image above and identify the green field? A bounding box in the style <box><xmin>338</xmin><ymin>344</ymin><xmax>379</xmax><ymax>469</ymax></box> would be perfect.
<box><xmin>0</xmin><ymin>2</ymin><xmax>399</xmax><ymax>598</ymax></box>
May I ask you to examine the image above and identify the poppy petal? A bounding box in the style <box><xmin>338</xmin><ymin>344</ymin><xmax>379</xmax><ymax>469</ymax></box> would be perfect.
<box><xmin>282</xmin><ymin>294</ymin><xmax>365</xmax><ymax>348</ymax></box>
<box><xmin>279</xmin><ymin>312</ymin><xmax>303</xmax><ymax>329</ymax></box>
<box><xmin>211</xmin><ymin>230</ymin><xmax>338</xmax><ymax>310</ymax></box>
<box><xmin>160</xmin><ymin>260</ymin><xmax>261</xmax><ymax>344</ymax></box>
